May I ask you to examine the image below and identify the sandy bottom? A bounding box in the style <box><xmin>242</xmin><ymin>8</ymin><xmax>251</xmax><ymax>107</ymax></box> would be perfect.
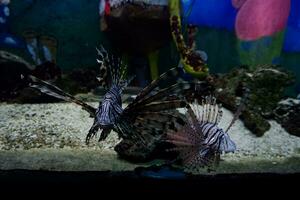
<box><xmin>0</xmin><ymin>102</ymin><xmax>299</xmax><ymax>174</ymax></box>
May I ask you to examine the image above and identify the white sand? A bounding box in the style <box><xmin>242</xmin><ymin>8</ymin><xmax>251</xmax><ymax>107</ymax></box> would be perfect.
<box><xmin>0</xmin><ymin>102</ymin><xmax>299</xmax><ymax>172</ymax></box>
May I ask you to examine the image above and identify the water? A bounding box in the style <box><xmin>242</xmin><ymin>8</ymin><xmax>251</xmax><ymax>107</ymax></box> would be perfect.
<box><xmin>0</xmin><ymin>0</ymin><xmax>299</xmax><ymax>180</ymax></box>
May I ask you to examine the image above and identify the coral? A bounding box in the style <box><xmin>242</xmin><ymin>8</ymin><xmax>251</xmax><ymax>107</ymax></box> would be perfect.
<box><xmin>274</xmin><ymin>98</ymin><xmax>300</xmax><ymax>137</ymax></box>
<box><xmin>212</xmin><ymin>65</ymin><xmax>295</xmax><ymax>136</ymax></box>
<box><xmin>241</xmin><ymin>110</ymin><xmax>270</xmax><ymax>137</ymax></box>
<box><xmin>247</xmin><ymin>67</ymin><xmax>295</xmax><ymax>117</ymax></box>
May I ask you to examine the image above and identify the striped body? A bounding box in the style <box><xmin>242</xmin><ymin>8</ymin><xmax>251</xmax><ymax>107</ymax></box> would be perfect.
<box><xmin>199</xmin><ymin>122</ymin><xmax>236</xmax><ymax>154</ymax></box>
<box><xmin>167</xmin><ymin>96</ymin><xmax>240</xmax><ymax>169</ymax></box>
<box><xmin>96</xmin><ymin>84</ymin><xmax>123</xmax><ymax>127</ymax></box>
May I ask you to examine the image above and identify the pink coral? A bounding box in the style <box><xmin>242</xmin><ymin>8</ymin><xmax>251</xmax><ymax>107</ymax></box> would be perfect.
<box><xmin>234</xmin><ymin>0</ymin><xmax>291</xmax><ymax>41</ymax></box>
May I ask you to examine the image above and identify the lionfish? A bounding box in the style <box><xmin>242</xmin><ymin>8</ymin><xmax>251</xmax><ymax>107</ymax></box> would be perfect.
<box><xmin>28</xmin><ymin>46</ymin><xmax>192</xmax><ymax>151</ymax></box>
<box><xmin>167</xmin><ymin>95</ymin><xmax>244</xmax><ymax>170</ymax></box>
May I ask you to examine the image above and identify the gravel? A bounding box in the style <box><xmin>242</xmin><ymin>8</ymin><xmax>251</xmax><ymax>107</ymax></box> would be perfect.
<box><xmin>0</xmin><ymin>102</ymin><xmax>299</xmax><ymax>173</ymax></box>
<box><xmin>0</xmin><ymin>102</ymin><xmax>120</xmax><ymax>151</ymax></box>
<box><xmin>220</xmin><ymin>109</ymin><xmax>300</xmax><ymax>160</ymax></box>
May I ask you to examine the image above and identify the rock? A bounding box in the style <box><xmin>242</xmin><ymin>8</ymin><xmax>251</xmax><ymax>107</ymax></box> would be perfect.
<box><xmin>52</xmin><ymin>68</ymin><xmax>99</xmax><ymax>96</ymax></box>
<box><xmin>31</xmin><ymin>61</ymin><xmax>61</xmax><ymax>81</ymax></box>
<box><xmin>274</xmin><ymin>98</ymin><xmax>300</xmax><ymax>137</ymax></box>
<box><xmin>68</xmin><ymin>68</ymin><xmax>99</xmax><ymax>93</ymax></box>
<box><xmin>215</xmin><ymin>90</ymin><xmax>271</xmax><ymax>136</ymax></box>
<box><xmin>0</xmin><ymin>51</ymin><xmax>61</xmax><ymax>102</ymax></box>
<box><xmin>212</xmin><ymin>65</ymin><xmax>295</xmax><ymax>136</ymax></box>
<box><xmin>241</xmin><ymin>110</ymin><xmax>271</xmax><ymax>137</ymax></box>
<box><xmin>0</xmin><ymin>51</ymin><xmax>33</xmax><ymax>100</ymax></box>
<box><xmin>247</xmin><ymin>67</ymin><xmax>295</xmax><ymax>118</ymax></box>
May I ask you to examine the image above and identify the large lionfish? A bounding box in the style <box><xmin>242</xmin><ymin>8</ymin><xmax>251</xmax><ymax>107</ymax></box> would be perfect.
<box><xmin>28</xmin><ymin>47</ymin><xmax>193</xmax><ymax>155</ymax></box>
<box><xmin>167</xmin><ymin>95</ymin><xmax>244</xmax><ymax>170</ymax></box>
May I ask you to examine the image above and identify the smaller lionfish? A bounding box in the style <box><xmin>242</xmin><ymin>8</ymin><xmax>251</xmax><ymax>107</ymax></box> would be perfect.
<box><xmin>167</xmin><ymin>95</ymin><xmax>244</xmax><ymax>169</ymax></box>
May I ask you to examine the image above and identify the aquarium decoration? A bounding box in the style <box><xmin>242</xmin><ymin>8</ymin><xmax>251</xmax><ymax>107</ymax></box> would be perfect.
<box><xmin>233</xmin><ymin>0</ymin><xmax>291</xmax><ymax>41</ymax></box>
<box><xmin>181</xmin><ymin>0</ymin><xmax>300</xmax><ymax>71</ymax></box>
<box><xmin>169</xmin><ymin>0</ymin><xmax>209</xmax><ymax>79</ymax></box>
<box><xmin>234</xmin><ymin>0</ymin><xmax>291</xmax><ymax>66</ymax></box>
<box><xmin>182</xmin><ymin>0</ymin><xmax>296</xmax><ymax>47</ymax></box>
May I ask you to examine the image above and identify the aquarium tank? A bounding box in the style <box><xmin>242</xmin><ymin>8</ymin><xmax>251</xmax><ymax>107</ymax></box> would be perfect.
<box><xmin>0</xmin><ymin>0</ymin><xmax>299</xmax><ymax>194</ymax></box>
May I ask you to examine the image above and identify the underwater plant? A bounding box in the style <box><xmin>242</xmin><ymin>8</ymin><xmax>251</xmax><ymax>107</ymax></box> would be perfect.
<box><xmin>27</xmin><ymin>47</ymin><xmax>193</xmax><ymax>158</ymax></box>
<box><xmin>167</xmin><ymin>95</ymin><xmax>244</xmax><ymax>169</ymax></box>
